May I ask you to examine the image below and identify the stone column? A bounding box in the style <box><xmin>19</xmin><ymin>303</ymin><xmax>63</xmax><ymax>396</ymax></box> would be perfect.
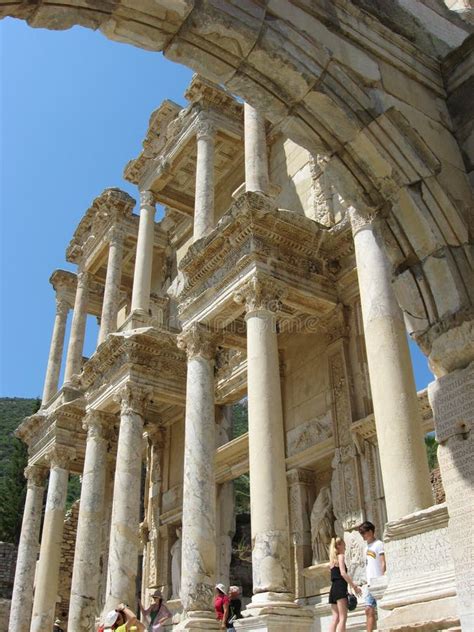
<box><xmin>193</xmin><ymin>118</ymin><xmax>215</xmax><ymax>241</ymax></box>
<box><xmin>244</xmin><ymin>103</ymin><xmax>269</xmax><ymax>195</ymax></box>
<box><xmin>64</xmin><ymin>269</ymin><xmax>89</xmax><ymax>383</ymax></box>
<box><xmin>8</xmin><ymin>466</ymin><xmax>47</xmax><ymax>632</ymax></box>
<box><xmin>42</xmin><ymin>296</ymin><xmax>69</xmax><ymax>404</ymax></box>
<box><xmin>104</xmin><ymin>383</ymin><xmax>150</xmax><ymax>612</ymax></box>
<box><xmin>131</xmin><ymin>190</ymin><xmax>155</xmax><ymax>315</ymax></box>
<box><xmin>350</xmin><ymin>209</ymin><xmax>432</xmax><ymax>522</ymax></box>
<box><xmin>69</xmin><ymin>412</ymin><xmax>110</xmax><ymax>632</ymax></box>
<box><xmin>30</xmin><ymin>448</ymin><xmax>74</xmax><ymax>632</ymax></box>
<box><xmin>234</xmin><ymin>275</ymin><xmax>293</xmax><ymax>605</ymax></box>
<box><xmin>98</xmin><ymin>227</ymin><xmax>124</xmax><ymax>345</ymax></box>
<box><xmin>176</xmin><ymin>325</ymin><xmax>219</xmax><ymax>630</ymax></box>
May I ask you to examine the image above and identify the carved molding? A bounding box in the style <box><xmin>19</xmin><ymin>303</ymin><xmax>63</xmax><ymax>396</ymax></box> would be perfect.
<box><xmin>234</xmin><ymin>273</ymin><xmax>287</xmax><ymax>314</ymax></box>
<box><xmin>76</xmin><ymin>269</ymin><xmax>90</xmax><ymax>290</ymax></box>
<box><xmin>24</xmin><ymin>464</ymin><xmax>47</xmax><ymax>488</ymax></box>
<box><xmin>177</xmin><ymin>323</ymin><xmax>218</xmax><ymax>360</ymax></box>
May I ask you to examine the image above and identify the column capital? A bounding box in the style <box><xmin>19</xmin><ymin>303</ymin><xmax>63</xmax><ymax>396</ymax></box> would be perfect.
<box><xmin>24</xmin><ymin>464</ymin><xmax>47</xmax><ymax>488</ymax></box>
<box><xmin>195</xmin><ymin>116</ymin><xmax>215</xmax><ymax>141</ymax></box>
<box><xmin>55</xmin><ymin>296</ymin><xmax>70</xmax><ymax>318</ymax></box>
<box><xmin>45</xmin><ymin>446</ymin><xmax>75</xmax><ymax>470</ymax></box>
<box><xmin>114</xmin><ymin>382</ymin><xmax>152</xmax><ymax>417</ymax></box>
<box><xmin>106</xmin><ymin>225</ymin><xmax>125</xmax><ymax>247</ymax></box>
<box><xmin>83</xmin><ymin>410</ymin><xmax>110</xmax><ymax>440</ymax></box>
<box><xmin>139</xmin><ymin>189</ymin><xmax>155</xmax><ymax>209</ymax></box>
<box><xmin>177</xmin><ymin>323</ymin><xmax>218</xmax><ymax>360</ymax></box>
<box><xmin>234</xmin><ymin>273</ymin><xmax>287</xmax><ymax>314</ymax></box>
<box><xmin>144</xmin><ymin>425</ymin><xmax>166</xmax><ymax>448</ymax></box>
<box><xmin>76</xmin><ymin>269</ymin><xmax>90</xmax><ymax>289</ymax></box>
<box><xmin>286</xmin><ymin>468</ymin><xmax>315</xmax><ymax>487</ymax></box>
<box><xmin>348</xmin><ymin>206</ymin><xmax>380</xmax><ymax>236</ymax></box>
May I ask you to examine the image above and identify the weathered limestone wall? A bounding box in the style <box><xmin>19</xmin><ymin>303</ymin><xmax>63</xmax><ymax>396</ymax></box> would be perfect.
<box><xmin>0</xmin><ymin>542</ymin><xmax>17</xmax><ymax>631</ymax></box>
<box><xmin>55</xmin><ymin>501</ymin><xmax>80</xmax><ymax>628</ymax></box>
<box><xmin>282</xmin><ymin>333</ymin><xmax>332</xmax><ymax>446</ymax></box>
<box><xmin>430</xmin><ymin>466</ymin><xmax>446</xmax><ymax>504</ymax></box>
<box><xmin>0</xmin><ymin>542</ymin><xmax>16</xmax><ymax>599</ymax></box>
<box><xmin>214</xmin><ymin>158</ymin><xmax>245</xmax><ymax>223</ymax></box>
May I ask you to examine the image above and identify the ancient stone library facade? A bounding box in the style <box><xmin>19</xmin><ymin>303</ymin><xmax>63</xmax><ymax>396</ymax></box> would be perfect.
<box><xmin>3</xmin><ymin>2</ymin><xmax>473</xmax><ymax>632</ymax></box>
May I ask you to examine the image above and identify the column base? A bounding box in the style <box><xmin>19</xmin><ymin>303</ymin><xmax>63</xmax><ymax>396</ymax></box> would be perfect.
<box><xmin>175</xmin><ymin>611</ymin><xmax>220</xmax><ymax>630</ymax></box>
<box><xmin>119</xmin><ymin>309</ymin><xmax>153</xmax><ymax>332</ymax></box>
<box><xmin>235</xmin><ymin>611</ymin><xmax>313</xmax><ymax>632</ymax></box>
<box><xmin>235</xmin><ymin>593</ymin><xmax>313</xmax><ymax>632</ymax></box>
<box><xmin>377</xmin><ymin>504</ymin><xmax>460</xmax><ymax>631</ymax></box>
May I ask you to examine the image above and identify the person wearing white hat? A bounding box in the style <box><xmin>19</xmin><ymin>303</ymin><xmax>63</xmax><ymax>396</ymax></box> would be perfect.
<box><xmin>100</xmin><ymin>603</ymin><xmax>145</xmax><ymax>631</ymax></box>
<box><xmin>214</xmin><ymin>584</ymin><xmax>230</xmax><ymax>630</ymax></box>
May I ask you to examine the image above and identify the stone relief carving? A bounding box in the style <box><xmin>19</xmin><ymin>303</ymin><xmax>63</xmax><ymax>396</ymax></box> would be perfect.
<box><xmin>329</xmin><ymin>348</ymin><xmax>364</xmax><ymax>533</ymax></box>
<box><xmin>310</xmin><ymin>486</ymin><xmax>333</xmax><ymax>564</ymax></box>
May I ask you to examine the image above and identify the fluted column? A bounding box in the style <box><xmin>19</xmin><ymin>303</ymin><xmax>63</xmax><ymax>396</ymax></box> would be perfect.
<box><xmin>234</xmin><ymin>275</ymin><xmax>293</xmax><ymax>607</ymax></box>
<box><xmin>42</xmin><ymin>296</ymin><xmax>70</xmax><ymax>404</ymax></box>
<box><xmin>104</xmin><ymin>384</ymin><xmax>150</xmax><ymax>612</ymax></box>
<box><xmin>64</xmin><ymin>269</ymin><xmax>89</xmax><ymax>383</ymax></box>
<box><xmin>244</xmin><ymin>103</ymin><xmax>269</xmax><ymax>195</ymax></box>
<box><xmin>193</xmin><ymin>118</ymin><xmax>215</xmax><ymax>241</ymax></box>
<box><xmin>350</xmin><ymin>209</ymin><xmax>432</xmax><ymax>521</ymax></box>
<box><xmin>8</xmin><ymin>466</ymin><xmax>47</xmax><ymax>632</ymax></box>
<box><xmin>69</xmin><ymin>412</ymin><xmax>110</xmax><ymax>631</ymax></box>
<box><xmin>176</xmin><ymin>325</ymin><xmax>219</xmax><ymax>630</ymax></box>
<box><xmin>131</xmin><ymin>190</ymin><xmax>155</xmax><ymax>314</ymax></box>
<box><xmin>98</xmin><ymin>227</ymin><xmax>124</xmax><ymax>345</ymax></box>
<box><xmin>30</xmin><ymin>448</ymin><xmax>74</xmax><ymax>632</ymax></box>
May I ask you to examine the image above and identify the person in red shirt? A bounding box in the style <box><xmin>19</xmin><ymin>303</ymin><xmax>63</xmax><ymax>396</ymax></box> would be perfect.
<box><xmin>214</xmin><ymin>583</ymin><xmax>230</xmax><ymax>630</ymax></box>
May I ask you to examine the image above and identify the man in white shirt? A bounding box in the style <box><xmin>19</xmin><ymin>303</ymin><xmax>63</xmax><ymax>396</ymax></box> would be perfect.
<box><xmin>359</xmin><ymin>521</ymin><xmax>386</xmax><ymax>632</ymax></box>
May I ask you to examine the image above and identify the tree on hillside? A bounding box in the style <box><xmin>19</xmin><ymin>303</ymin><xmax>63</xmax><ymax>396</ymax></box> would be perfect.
<box><xmin>0</xmin><ymin>397</ymin><xmax>40</xmax><ymax>543</ymax></box>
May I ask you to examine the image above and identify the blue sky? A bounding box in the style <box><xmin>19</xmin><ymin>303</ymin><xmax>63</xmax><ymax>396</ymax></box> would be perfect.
<box><xmin>0</xmin><ymin>18</ymin><xmax>434</xmax><ymax>397</ymax></box>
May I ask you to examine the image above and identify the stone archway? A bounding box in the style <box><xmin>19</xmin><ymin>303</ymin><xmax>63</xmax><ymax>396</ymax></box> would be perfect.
<box><xmin>2</xmin><ymin>2</ymin><xmax>473</xmax><ymax>629</ymax></box>
<box><xmin>1</xmin><ymin>0</ymin><xmax>472</xmax><ymax>375</ymax></box>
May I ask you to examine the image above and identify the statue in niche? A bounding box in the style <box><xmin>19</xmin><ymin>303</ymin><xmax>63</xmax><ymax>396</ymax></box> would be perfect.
<box><xmin>170</xmin><ymin>527</ymin><xmax>182</xmax><ymax>599</ymax></box>
<box><xmin>310</xmin><ymin>486</ymin><xmax>334</xmax><ymax>564</ymax></box>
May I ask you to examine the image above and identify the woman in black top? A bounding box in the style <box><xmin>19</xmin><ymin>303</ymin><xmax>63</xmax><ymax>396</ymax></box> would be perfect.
<box><xmin>227</xmin><ymin>586</ymin><xmax>243</xmax><ymax>631</ymax></box>
<box><xmin>328</xmin><ymin>537</ymin><xmax>361</xmax><ymax>632</ymax></box>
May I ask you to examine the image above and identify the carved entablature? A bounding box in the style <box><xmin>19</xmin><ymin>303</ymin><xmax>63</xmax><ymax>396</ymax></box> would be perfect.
<box><xmin>124</xmin><ymin>75</ymin><xmax>243</xmax><ymax>218</ymax></box>
<box><xmin>79</xmin><ymin>329</ymin><xmax>187</xmax><ymax>409</ymax></box>
<box><xmin>175</xmin><ymin>192</ymin><xmax>346</xmax><ymax>329</ymax></box>
<box><xmin>49</xmin><ymin>269</ymin><xmax>77</xmax><ymax>308</ymax></box>
<box><xmin>66</xmin><ymin>188</ymin><xmax>136</xmax><ymax>264</ymax></box>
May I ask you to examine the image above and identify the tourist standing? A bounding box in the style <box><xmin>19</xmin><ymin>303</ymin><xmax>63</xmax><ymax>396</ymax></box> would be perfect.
<box><xmin>227</xmin><ymin>585</ymin><xmax>243</xmax><ymax>630</ymax></box>
<box><xmin>101</xmin><ymin>603</ymin><xmax>145</xmax><ymax>631</ymax></box>
<box><xmin>358</xmin><ymin>521</ymin><xmax>386</xmax><ymax>632</ymax></box>
<box><xmin>214</xmin><ymin>583</ymin><xmax>230</xmax><ymax>630</ymax></box>
<box><xmin>139</xmin><ymin>590</ymin><xmax>172</xmax><ymax>630</ymax></box>
<box><xmin>328</xmin><ymin>537</ymin><xmax>361</xmax><ymax>632</ymax></box>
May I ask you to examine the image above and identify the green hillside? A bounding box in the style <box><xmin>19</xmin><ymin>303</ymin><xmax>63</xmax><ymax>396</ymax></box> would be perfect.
<box><xmin>0</xmin><ymin>397</ymin><xmax>40</xmax><ymax>543</ymax></box>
